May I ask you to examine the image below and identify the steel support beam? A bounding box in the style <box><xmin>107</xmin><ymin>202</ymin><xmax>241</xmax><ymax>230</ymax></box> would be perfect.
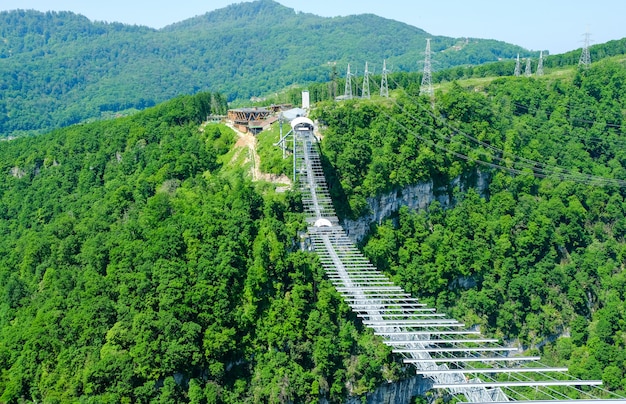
<box><xmin>403</xmin><ymin>356</ymin><xmax>541</xmax><ymax>364</ymax></box>
<box><xmin>433</xmin><ymin>380</ymin><xmax>602</xmax><ymax>389</ymax></box>
<box><xmin>416</xmin><ymin>367</ymin><xmax>569</xmax><ymax>375</ymax></box>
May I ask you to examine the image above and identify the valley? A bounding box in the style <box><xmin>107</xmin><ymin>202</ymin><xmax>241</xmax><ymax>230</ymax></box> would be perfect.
<box><xmin>1</xmin><ymin>1</ymin><xmax>626</xmax><ymax>402</ymax></box>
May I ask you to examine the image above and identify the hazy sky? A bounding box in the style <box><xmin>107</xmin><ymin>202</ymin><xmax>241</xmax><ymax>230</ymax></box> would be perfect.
<box><xmin>2</xmin><ymin>0</ymin><xmax>625</xmax><ymax>55</ymax></box>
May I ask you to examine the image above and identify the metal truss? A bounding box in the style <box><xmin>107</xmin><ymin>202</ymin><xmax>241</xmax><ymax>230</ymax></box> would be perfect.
<box><xmin>291</xmin><ymin>120</ymin><xmax>624</xmax><ymax>403</ymax></box>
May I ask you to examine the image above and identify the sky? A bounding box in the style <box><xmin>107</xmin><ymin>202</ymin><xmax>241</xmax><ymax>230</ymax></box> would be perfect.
<box><xmin>2</xmin><ymin>0</ymin><xmax>625</xmax><ymax>55</ymax></box>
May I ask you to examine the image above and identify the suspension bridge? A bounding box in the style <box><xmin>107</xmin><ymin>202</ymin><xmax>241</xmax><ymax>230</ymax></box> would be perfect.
<box><xmin>288</xmin><ymin>116</ymin><xmax>626</xmax><ymax>403</ymax></box>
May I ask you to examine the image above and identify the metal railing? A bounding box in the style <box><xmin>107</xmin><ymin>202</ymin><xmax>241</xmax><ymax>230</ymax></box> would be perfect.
<box><xmin>293</xmin><ymin>123</ymin><xmax>621</xmax><ymax>403</ymax></box>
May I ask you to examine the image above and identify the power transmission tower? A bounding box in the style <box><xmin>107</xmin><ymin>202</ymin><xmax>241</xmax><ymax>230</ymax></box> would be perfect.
<box><xmin>525</xmin><ymin>57</ymin><xmax>532</xmax><ymax>77</ymax></box>
<box><xmin>536</xmin><ymin>51</ymin><xmax>544</xmax><ymax>76</ymax></box>
<box><xmin>420</xmin><ymin>38</ymin><xmax>434</xmax><ymax>97</ymax></box>
<box><xmin>344</xmin><ymin>64</ymin><xmax>353</xmax><ymax>99</ymax></box>
<box><xmin>380</xmin><ymin>59</ymin><xmax>389</xmax><ymax>97</ymax></box>
<box><xmin>362</xmin><ymin>62</ymin><xmax>371</xmax><ymax>99</ymax></box>
<box><xmin>579</xmin><ymin>31</ymin><xmax>591</xmax><ymax>68</ymax></box>
<box><xmin>514</xmin><ymin>54</ymin><xmax>521</xmax><ymax>76</ymax></box>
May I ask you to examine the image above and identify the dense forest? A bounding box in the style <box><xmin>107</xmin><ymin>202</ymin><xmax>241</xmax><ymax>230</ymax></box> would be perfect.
<box><xmin>4</xmin><ymin>6</ymin><xmax>626</xmax><ymax>399</ymax></box>
<box><xmin>312</xmin><ymin>58</ymin><xmax>626</xmax><ymax>393</ymax></box>
<box><xmin>0</xmin><ymin>92</ymin><xmax>406</xmax><ymax>403</ymax></box>
<box><xmin>0</xmin><ymin>0</ymin><xmax>534</xmax><ymax>137</ymax></box>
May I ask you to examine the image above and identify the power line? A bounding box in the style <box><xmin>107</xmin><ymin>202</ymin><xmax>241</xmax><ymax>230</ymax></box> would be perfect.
<box><xmin>379</xmin><ymin>76</ymin><xmax>626</xmax><ymax>187</ymax></box>
<box><xmin>509</xmin><ymin>101</ymin><xmax>624</xmax><ymax>132</ymax></box>
<box><xmin>394</xmin><ymin>71</ymin><xmax>626</xmax><ymax>151</ymax></box>
<box><xmin>386</xmin><ymin>95</ymin><xmax>625</xmax><ymax>187</ymax></box>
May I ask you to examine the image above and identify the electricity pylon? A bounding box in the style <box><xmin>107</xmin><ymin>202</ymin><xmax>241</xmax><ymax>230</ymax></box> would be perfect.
<box><xmin>380</xmin><ymin>59</ymin><xmax>389</xmax><ymax>97</ymax></box>
<box><xmin>579</xmin><ymin>31</ymin><xmax>591</xmax><ymax>68</ymax></box>
<box><xmin>525</xmin><ymin>57</ymin><xmax>532</xmax><ymax>77</ymax></box>
<box><xmin>344</xmin><ymin>64</ymin><xmax>353</xmax><ymax>99</ymax></box>
<box><xmin>514</xmin><ymin>54</ymin><xmax>521</xmax><ymax>76</ymax></box>
<box><xmin>362</xmin><ymin>62</ymin><xmax>371</xmax><ymax>99</ymax></box>
<box><xmin>420</xmin><ymin>38</ymin><xmax>434</xmax><ymax>97</ymax></box>
<box><xmin>536</xmin><ymin>51</ymin><xmax>544</xmax><ymax>76</ymax></box>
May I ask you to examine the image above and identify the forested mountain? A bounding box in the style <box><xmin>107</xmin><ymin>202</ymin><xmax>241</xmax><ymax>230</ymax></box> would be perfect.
<box><xmin>0</xmin><ymin>0</ymin><xmax>534</xmax><ymax>138</ymax></box>
<box><xmin>313</xmin><ymin>58</ymin><xmax>626</xmax><ymax>392</ymax></box>
<box><xmin>0</xmin><ymin>92</ymin><xmax>403</xmax><ymax>403</ymax></box>
<box><xmin>4</xmin><ymin>7</ymin><xmax>626</xmax><ymax>399</ymax></box>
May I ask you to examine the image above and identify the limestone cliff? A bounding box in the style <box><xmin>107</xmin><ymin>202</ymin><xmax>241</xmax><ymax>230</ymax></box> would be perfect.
<box><xmin>346</xmin><ymin>375</ymin><xmax>432</xmax><ymax>404</ymax></box>
<box><xmin>342</xmin><ymin>172</ymin><xmax>490</xmax><ymax>242</ymax></box>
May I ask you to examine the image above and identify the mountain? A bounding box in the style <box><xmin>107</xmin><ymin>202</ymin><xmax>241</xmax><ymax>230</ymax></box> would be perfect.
<box><xmin>0</xmin><ymin>91</ymin><xmax>404</xmax><ymax>403</ymax></box>
<box><xmin>0</xmin><ymin>0</ymin><xmax>534</xmax><ymax>137</ymax></box>
<box><xmin>3</xmin><ymin>51</ymin><xmax>626</xmax><ymax>400</ymax></box>
<box><xmin>315</xmin><ymin>58</ymin><xmax>626</xmax><ymax>389</ymax></box>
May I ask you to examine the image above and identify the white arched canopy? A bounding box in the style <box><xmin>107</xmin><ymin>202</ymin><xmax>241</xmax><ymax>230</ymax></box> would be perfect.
<box><xmin>291</xmin><ymin>117</ymin><xmax>314</xmax><ymax>131</ymax></box>
<box><xmin>314</xmin><ymin>218</ymin><xmax>333</xmax><ymax>228</ymax></box>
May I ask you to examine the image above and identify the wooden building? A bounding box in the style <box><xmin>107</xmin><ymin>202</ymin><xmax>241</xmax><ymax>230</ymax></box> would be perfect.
<box><xmin>227</xmin><ymin>107</ymin><xmax>271</xmax><ymax>126</ymax></box>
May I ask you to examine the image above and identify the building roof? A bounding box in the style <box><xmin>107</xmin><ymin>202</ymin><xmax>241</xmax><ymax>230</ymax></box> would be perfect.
<box><xmin>249</xmin><ymin>116</ymin><xmax>278</xmax><ymax>129</ymax></box>
<box><xmin>281</xmin><ymin>108</ymin><xmax>307</xmax><ymax>121</ymax></box>
<box><xmin>229</xmin><ymin>107</ymin><xmax>270</xmax><ymax>113</ymax></box>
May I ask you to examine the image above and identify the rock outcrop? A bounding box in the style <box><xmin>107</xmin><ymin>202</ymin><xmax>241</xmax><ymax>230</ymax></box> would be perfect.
<box><xmin>342</xmin><ymin>172</ymin><xmax>490</xmax><ymax>242</ymax></box>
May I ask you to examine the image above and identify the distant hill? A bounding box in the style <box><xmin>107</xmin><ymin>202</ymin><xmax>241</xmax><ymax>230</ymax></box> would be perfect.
<box><xmin>0</xmin><ymin>0</ymin><xmax>535</xmax><ymax>137</ymax></box>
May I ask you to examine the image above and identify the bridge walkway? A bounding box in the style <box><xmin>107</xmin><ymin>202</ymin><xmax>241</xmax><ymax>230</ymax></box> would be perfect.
<box><xmin>290</xmin><ymin>117</ymin><xmax>616</xmax><ymax>403</ymax></box>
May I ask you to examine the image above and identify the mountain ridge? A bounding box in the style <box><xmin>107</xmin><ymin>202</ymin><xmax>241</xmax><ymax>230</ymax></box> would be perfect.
<box><xmin>0</xmin><ymin>0</ymin><xmax>537</xmax><ymax>137</ymax></box>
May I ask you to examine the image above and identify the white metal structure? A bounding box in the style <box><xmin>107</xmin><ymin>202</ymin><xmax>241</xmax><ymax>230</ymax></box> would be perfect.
<box><xmin>514</xmin><ymin>54</ymin><xmax>522</xmax><ymax>77</ymax></box>
<box><xmin>579</xmin><ymin>31</ymin><xmax>592</xmax><ymax>68</ymax></box>
<box><xmin>380</xmin><ymin>59</ymin><xmax>390</xmax><ymax>97</ymax></box>
<box><xmin>362</xmin><ymin>62</ymin><xmax>371</xmax><ymax>99</ymax></box>
<box><xmin>537</xmin><ymin>51</ymin><xmax>545</xmax><ymax>76</ymax></box>
<box><xmin>292</xmin><ymin>117</ymin><xmax>624</xmax><ymax>403</ymax></box>
<box><xmin>344</xmin><ymin>64</ymin><xmax>354</xmax><ymax>100</ymax></box>
<box><xmin>525</xmin><ymin>57</ymin><xmax>533</xmax><ymax>77</ymax></box>
<box><xmin>420</xmin><ymin>38</ymin><xmax>434</xmax><ymax>97</ymax></box>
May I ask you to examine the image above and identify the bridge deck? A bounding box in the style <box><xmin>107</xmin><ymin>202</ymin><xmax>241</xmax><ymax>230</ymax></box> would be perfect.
<box><xmin>293</xmin><ymin>125</ymin><xmax>617</xmax><ymax>403</ymax></box>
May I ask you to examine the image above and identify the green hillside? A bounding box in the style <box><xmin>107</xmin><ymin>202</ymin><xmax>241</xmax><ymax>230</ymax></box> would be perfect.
<box><xmin>0</xmin><ymin>0</ymin><xmax>534</xmax><ymax>138</ymax></box>
<box><xmin>3</xmin><ymin>24</ymin><xmax>626</xmax><ymax>401</ymax></box>
<box><xmin>314</xmin><ymin>57</ymin><xmax>626</xmax><ymax>393</ymax></box>
<box><xmin>0</xmin><ymin>92</ymin><xmax>405</xmax><ymax>403</ymax></box>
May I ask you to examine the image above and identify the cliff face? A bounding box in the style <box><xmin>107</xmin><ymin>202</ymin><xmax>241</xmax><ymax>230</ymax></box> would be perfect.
<box><xmin>347</xmin><ymin>375</ymin><xmax>432</xmax><ymax>404</ymax></box>
<box><xmin>318</xmin><ymin>376</ymin><xmax>432</xmax><ymax>404</ymax></box>
<box><xmin>323</xmin><ymin>173</ymin><xmax>488</xmax><ymax>403</ymax></box>
<box><xmin>342</xmin><ymin>172</ymin><xmax>490</xmax><ymax>242</ymax></box>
